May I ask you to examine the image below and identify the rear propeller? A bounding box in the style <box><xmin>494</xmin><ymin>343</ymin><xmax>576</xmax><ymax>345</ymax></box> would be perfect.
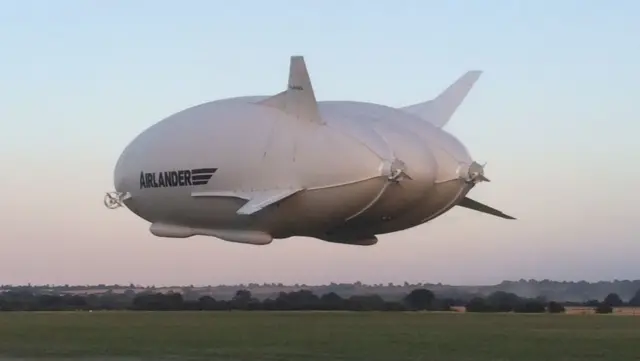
<box><xmin>455</xmin><ymin>161</ymin><xmax>516</xmax><ymax>220</ymax></box>
<box><xmin>458</xmin><ymin>161</ymin><xmax>490</xmax><ymax>184</ymax></box>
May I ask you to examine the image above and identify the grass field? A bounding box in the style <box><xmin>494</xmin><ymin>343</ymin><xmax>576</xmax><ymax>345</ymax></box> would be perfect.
<box><xmin>450</xmin><ymin>306</ymin><xmax>640</xmax><ymax>316</ymax></box>
<box><xmin>0</xmin><ymin>311</ymin><xmax>639</xmax><ymax>361</ymax></box>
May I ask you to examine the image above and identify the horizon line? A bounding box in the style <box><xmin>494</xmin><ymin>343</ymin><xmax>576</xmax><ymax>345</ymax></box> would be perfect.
<box><xmin>3</xmin><ymin>278</ymin><xmax>640</xmax><ymax>288</ymax></box>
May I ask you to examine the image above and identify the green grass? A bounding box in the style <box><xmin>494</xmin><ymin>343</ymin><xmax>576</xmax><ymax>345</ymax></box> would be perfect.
<box><xmin>0</xmin><ymin>311</ymin><xmax>639</xmax><ymax>361</ymax></box>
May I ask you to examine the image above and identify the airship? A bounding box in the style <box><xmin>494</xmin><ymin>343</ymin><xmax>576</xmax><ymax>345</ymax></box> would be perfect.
<box><xmin>104</xmin><ymin>55</ymin><xmax>515</xmax><ymax>246</ymax></box>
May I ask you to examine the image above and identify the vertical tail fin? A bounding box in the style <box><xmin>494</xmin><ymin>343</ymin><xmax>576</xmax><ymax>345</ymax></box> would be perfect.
<box><xmin>259</xmin><ymin>55</ymin><xmax>324</xmax><ymax>125</ymax></box>
<box><xmin>400</xmin><ymin>70</ymin><xmax>482</xmax><ymax>128</ymax></box>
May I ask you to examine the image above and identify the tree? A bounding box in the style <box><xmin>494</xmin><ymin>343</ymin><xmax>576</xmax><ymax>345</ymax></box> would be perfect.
<box><xmin>486</xmin><ymin>291</ymin><xmax>521</xmax><ymax>312</ymax></box>
<box><xmin>320</xmin><ymin>292</ymin><xmax>344</xmax><ymax>310</ymax></box>
<box><xmin>231</xmin><ymin>289</ymin><xmax>253</xmax><ymax>309</ymax></box>
<box><xmin>595</xmin><ymin>303</ymin><xmax>613</xmax><ymax>314</ymax></box>
<box><xmin>629</xmin><ymin>289</ymin><xmax>640</xmax><ymax>307</ymax></box>
<box><xmin>465</xmin><ymin>297</ymin><xmax>490</xmax><ymax>312</ymax></box>
<box><xmin>403</xmin><ymin>289</ymin><xmax>435</xmax><ymax>310</ymax></box>
<box><xmin>514</xmin><ymin>300</ymin><xmax>546</xmax><ymax>313</ymax></box>
<box><xmin>198</xmin><ymin>295</ymin><xmax>218</xmax><ymax>310</ymax></box>
<box><xmin>275</xmin><ymin>290</ymin><xmax>320</xmax><ymax>310</ymax></box>
<box><xmin>547</xmin><ymin>301</ymin><xmax>566</xmax><ymax>313</ymax></box>
<box><xmin>604</xmin><ymin>293</ymin><xmax>623</xmax><ymax>307</ymax></box>
<box><xmin>348</xmin><ymin>295</ymin><xmax>385</xmax><ymax>311</ymax></box>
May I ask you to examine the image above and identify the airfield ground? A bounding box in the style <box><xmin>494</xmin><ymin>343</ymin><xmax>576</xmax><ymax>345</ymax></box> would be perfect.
<box><xmin>0</xmin><ymin>311</ymin><xmax>638</xmax><ymax>361</ymax></box>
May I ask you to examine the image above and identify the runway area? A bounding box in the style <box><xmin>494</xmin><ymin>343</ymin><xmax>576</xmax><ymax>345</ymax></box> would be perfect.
<box><xmin>0</xmin><ymin>311</ymin><xmax>638</xmax><ymax>361</ymax></box>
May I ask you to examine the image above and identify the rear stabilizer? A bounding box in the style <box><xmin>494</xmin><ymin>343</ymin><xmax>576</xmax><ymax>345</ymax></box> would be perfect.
<box><xmin>457</xmin><ymin>196</ymin><xmax>516</xmax><ymax>220</ymax></box>
<box><xmin>400</xmin><ymin>70</ymin><xmax>482</xmax><ymax>128</ymax></box>
<box><xmin>259</xmin><ymin>55</ymin><xmax>324</xmax><ymax>125</ymax></box>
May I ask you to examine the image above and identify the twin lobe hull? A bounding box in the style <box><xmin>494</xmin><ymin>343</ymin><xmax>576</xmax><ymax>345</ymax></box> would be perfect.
<box><xmin>105</xmin><ymin>55</ymin><xmax>515</xmax><ymax>246</ymax></box>
<box><xmin>316</xmin><ymin>102</ymin><xmax>441</xmax><ymax>236</ymax></box>
<box><xmin>114</xmin><ymin>100</ymin><xmax>386</xmax><ymax>239</ymax></box>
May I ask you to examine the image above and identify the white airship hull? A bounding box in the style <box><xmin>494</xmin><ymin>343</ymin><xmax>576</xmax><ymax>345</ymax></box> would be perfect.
<box><xmin>105</xmin><ymin>56</ymin><xmax>515</xmax><ymax>246</ymax></box>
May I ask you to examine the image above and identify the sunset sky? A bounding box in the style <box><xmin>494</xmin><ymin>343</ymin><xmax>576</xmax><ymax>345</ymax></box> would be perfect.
<box><xmin>1</xmin><ymin>1</ymin><xmax>638</xmax><ymax>286</ymax></box>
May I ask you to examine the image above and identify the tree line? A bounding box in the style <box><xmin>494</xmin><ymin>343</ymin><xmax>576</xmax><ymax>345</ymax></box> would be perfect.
<box><xmin>1</xmin><ymin>287</ymin><xmax>640</xmax><ymax>313</ymax></box>
<box><xmin>5</xmin><ymin>279</ymin><xmax>640</xmax><ymax>302</ymax></box>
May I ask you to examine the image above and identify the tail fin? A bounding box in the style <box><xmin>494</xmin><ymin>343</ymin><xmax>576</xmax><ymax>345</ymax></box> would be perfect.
<box><xmin>400</xmin><ymin>70</ymin><xmax>482</xmax><ymax>128</ymax></box>
<box><xmin>457</xmin><ymin>196</ymin><xmax>516</xmax><ymax>220</ymax></box>
<box><xmin>259</xmin><ymin>55</ymin><xmax>324</xmax><ymax>125</ymax></box>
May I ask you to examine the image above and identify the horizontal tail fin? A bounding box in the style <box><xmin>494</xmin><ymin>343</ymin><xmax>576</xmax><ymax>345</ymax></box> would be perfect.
<box><xmin>400</xmin><ymin>70</ymin><xmax>482</xmax><ymax>128</ymax></box>
<box><xmin>457</xmin><ymin>196</ymin><xmax>516</xmax><ymax>220</ymax></box>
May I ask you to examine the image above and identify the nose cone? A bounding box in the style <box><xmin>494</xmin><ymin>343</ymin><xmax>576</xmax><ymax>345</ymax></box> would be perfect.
<box><xmin>112</xmin><ymin>138</ymin><xmax>143</xmax><ymax>199</ymax></box>
<box><xmin>113</xmin><ymin>147</ymin><xmax>130</xmax><ymax>192</ymax></box>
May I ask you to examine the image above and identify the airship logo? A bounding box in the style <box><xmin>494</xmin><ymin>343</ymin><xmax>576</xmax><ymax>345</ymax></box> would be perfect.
<box><xmin>139</xmin><ymin>168</ymin><xmax>218</xmax><ymax>189</ymax></box>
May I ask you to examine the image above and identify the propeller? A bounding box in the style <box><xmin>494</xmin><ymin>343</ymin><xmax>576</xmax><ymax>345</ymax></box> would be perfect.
<box><xmin>381</xmin><ymin>159</ymin><xmax>413</xmax><ymax>183</ymax></box>
<box><xmin>458</xmin><ymin>161</ymin><xmax>490</xmax><ymax>184</ymax></box>
<box><xmin>455</xmin><ymin>161</ymin><xmax>516</xmax><ymax>220</ymax></box>
<box><xmin>103</xmin><ymin>191</ymin><xmax>131</xmax><ymax>209</ymax></box>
